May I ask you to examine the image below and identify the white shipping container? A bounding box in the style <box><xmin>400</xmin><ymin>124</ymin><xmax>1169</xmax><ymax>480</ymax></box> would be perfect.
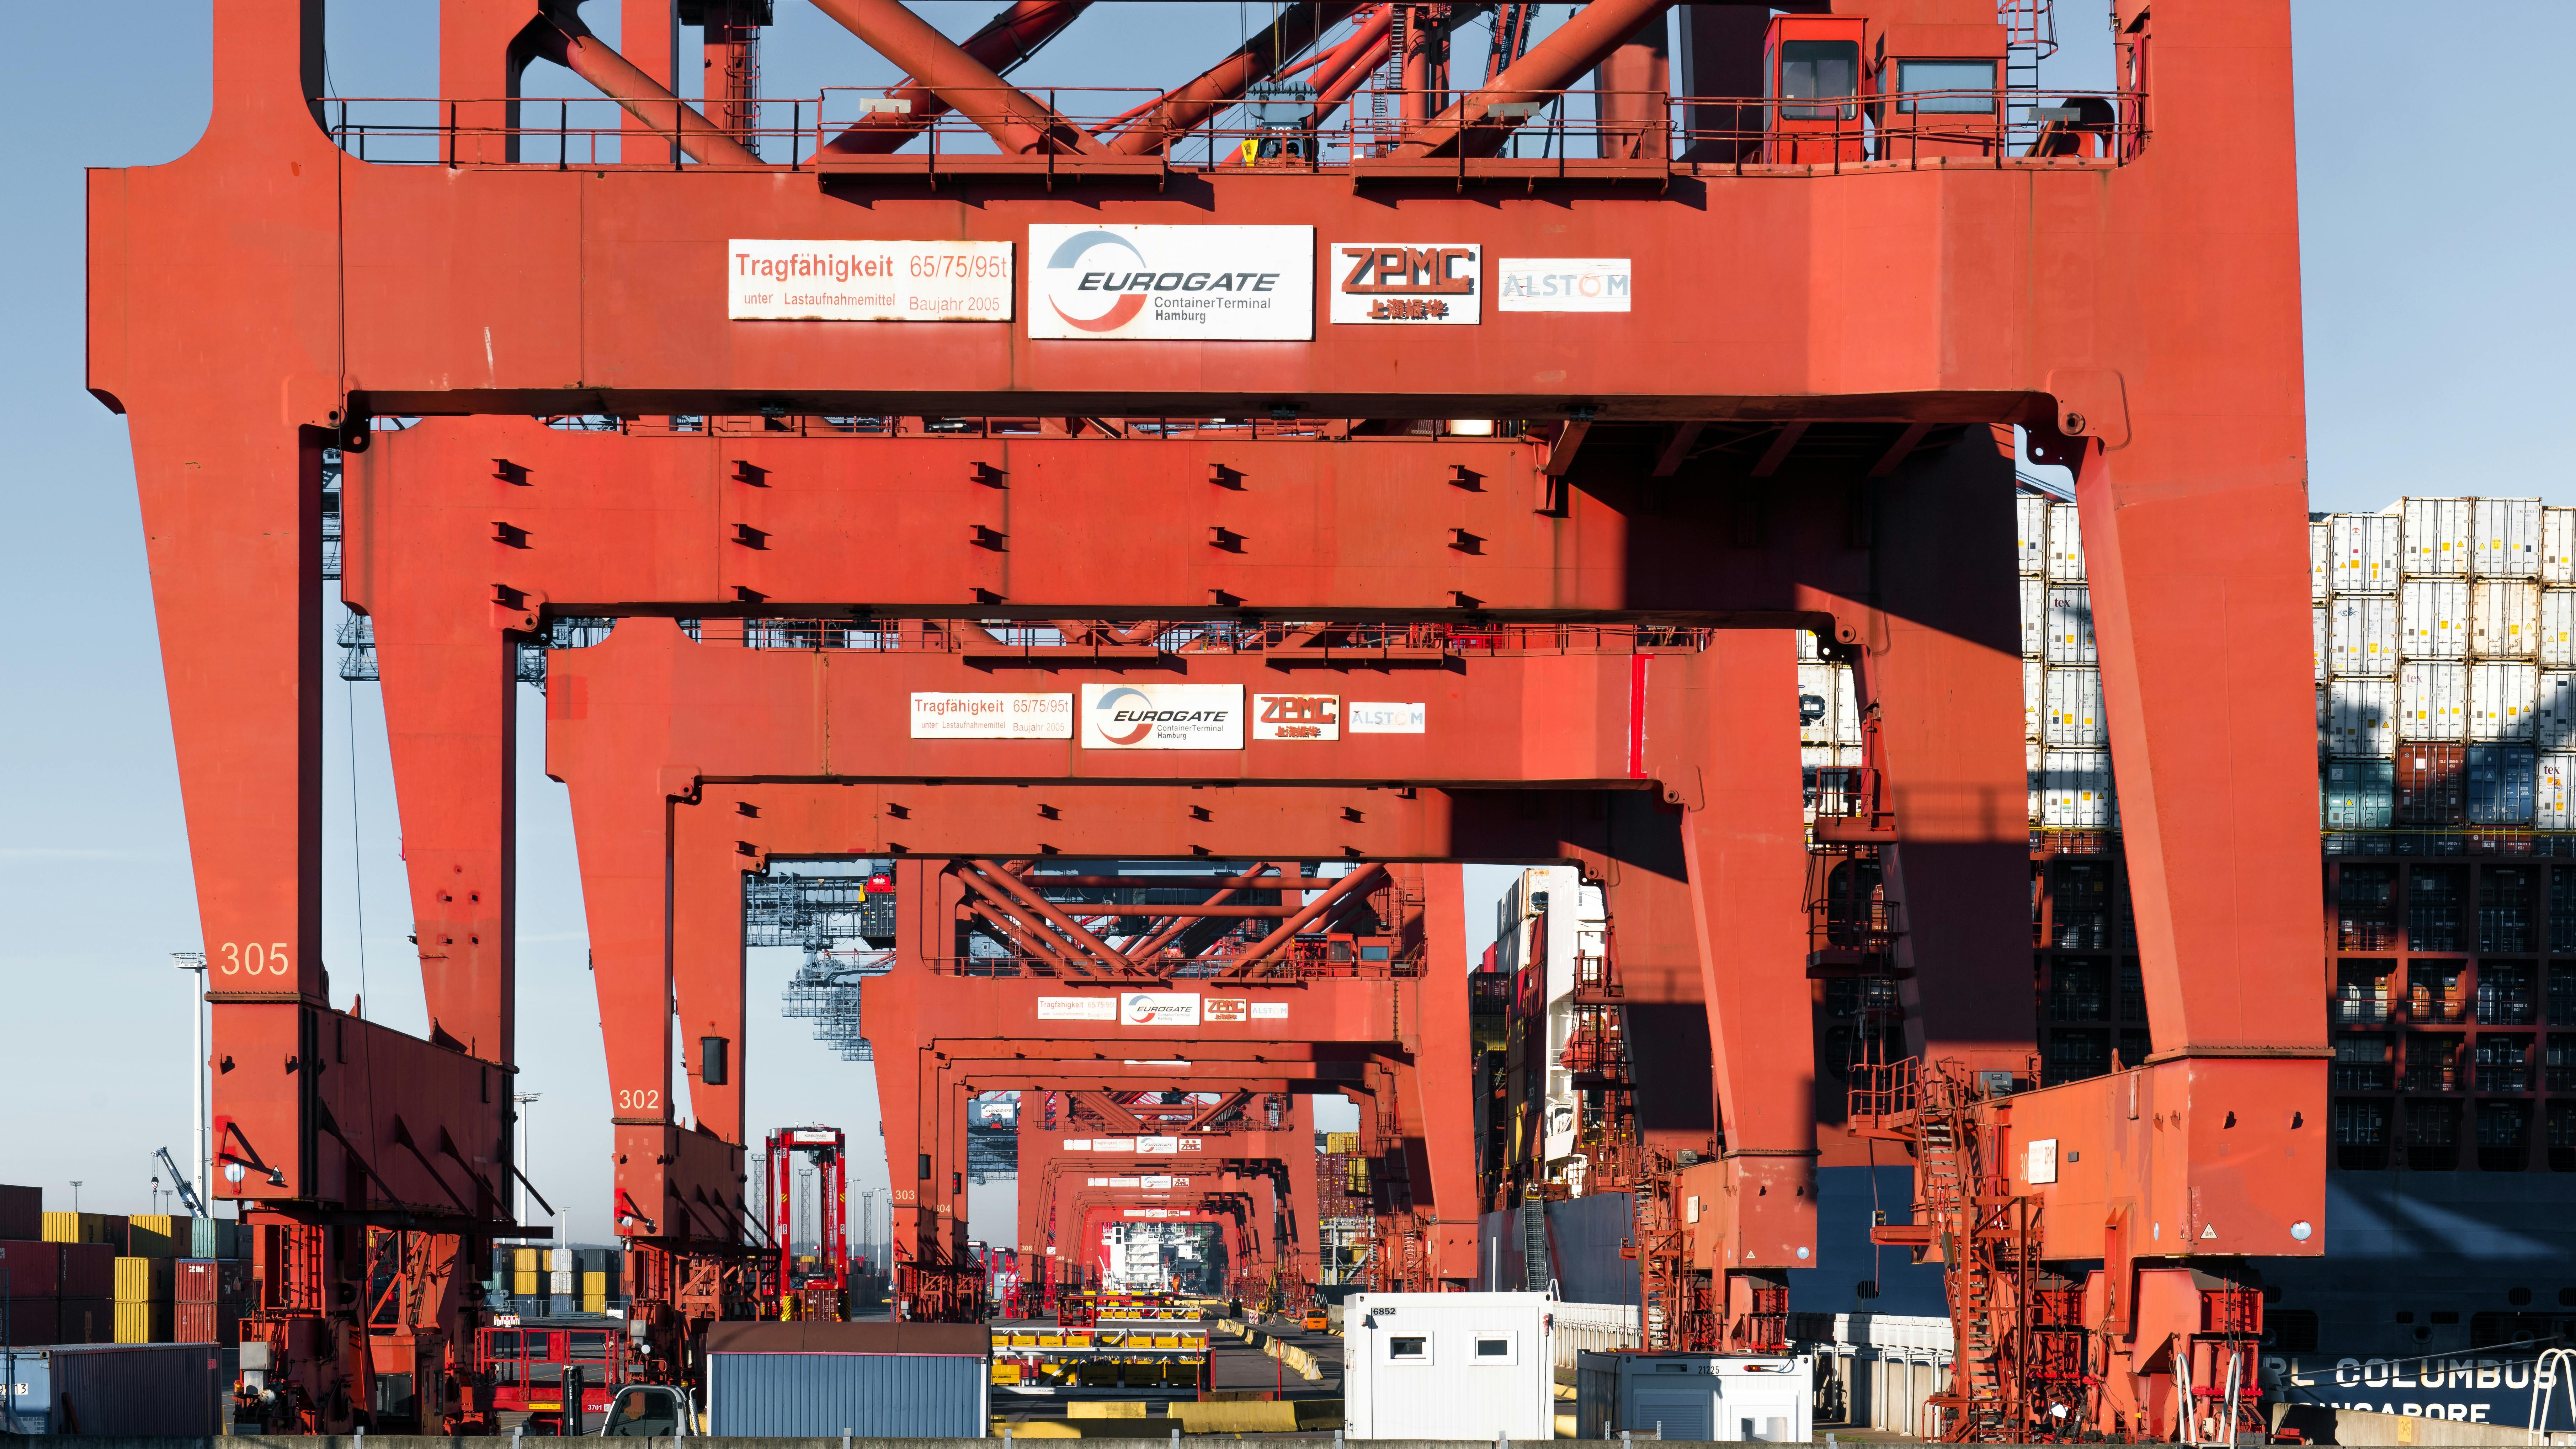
<box><xmin>2327</xmin><ymin>678</ymin><xmax>2397</xmax><ymax>757</ymax></box>
<box><xmin>2046</xmin><ymin>585</ymin><xmax>2096</xmax><ymax>666</ymax></box>
<box><xmin>549</xmin><ymin>1270</ymin><xmax>573</xmax><ymax>1293</ymax></box>
<box><xmin>1797</xmin><ymin>663</ymin><xmax>1839</xmax><ymax>746</ymax></box>
<box><xmin>1832</xmin><ymin>666</ymin><xmax>1861</xmax><ymax>745</ymax></box>
<box><xmin>2023</xmin><ymin>659</ymin><xmax>2043</xmax><ymax>740</ymax></box>
<box><xmin>2016</xmin><ymin>494</ymin><xmax>2050</xmax><ymax>576</ymax></box>
<box><xmin>2541</xmin><ymin>671</ymin><xmax>2576</xmax><ymax>753</ymax></box>
<box><xmin>1344</xmin><ymin>1293</ymin><xmax>1558</xmax><ymax>1442</ymax></box>
<box><xmin>2471</xmin><ymin>579</ymin><xmax>2540</xmax><ymax>658</ymax></box>
<box><xmin>2398</xmin><ymin>661</ymin><xmax>2467</xmax><ymax>741</ymax></box>
<box><xmin>2310</xmin><ymin>520</ymin><xmax>2331</xmax><ymax>602</ymax></box>
<box><xmin>2330</xmin><ymin>513</ymin><xmax>2401</xmax><ymax>593</ymax></box>
<box><xmin>2044</xmin><ymin>667</ymin><xmax>2106</xmax><ymax>748</ymax></box>
<box><xmin>2312</xmin><ymin>604</ymin><xmax>2327</xmax><ymax>682</ymax></box>
<box><xmin>1574</xmin><ymin>1353</ymin><xmax>1815</xmax><ymax>1444</ymax></box>
<box><xmin>2018</xmin><ymin>577</ymin><xmax>2047</xmax><ymax>658</ymax></box>
<box><xmin>2046</xmin><ymin>501</ymin><xmax>2085</xmax><ymax>582</ymax></box>
<box><xmin>2403</xmin><ymin>497</ymin><xmax>2472</xmax><ymax>576</ymax></box>
<box><xmin>2328</xmin><ymin>595</ymin><xmax>2397</xmax><ymax>677</ymax></box>
<box><xmin>2041</xmin><ymin>750</ymin><xmax>2117</xmax><ymax>828</ymax></box>
<box><xmin>2474</xmin><ymin>497</ymin><xmax>2543</xmax><ymax>577</ymax></box>
<box><xmin>1796</xmin><ymin>629</ymin><xmax>1822</xmax><ymax>662</ymax></box>
<box><xmin>2400</xmin><ymin>577</ymin><xmax>2469</xmax><ymax>658</ymax></box>
<box><xmin>2317</xmin><ymin>683</ymin><xmax>2328</xmax><ymax>756</ymax></box>
<box><xmin>2468</xmin><ymin>661</ymin><xmax>2538</xmax><ymax>742</ymax></box>
<box><xmin>549</xmin><ymin>1248</ymin><xmax>571</xmax><ymax>1271</ymax></box>
<box><xmin>2542</xmin><ymin>753</ymin><xmax>2576</xmax><ymax>830</ymax></box>
<box><xmin>2546</xmin><ymin>508</ymin><xmax>2576</xmax><ymax>587</ymax></box>
<box><xmin>2543</xmin><ymin>589</ymin><xmax>2576</xmax><ymax>668</ymax></box>
<box><xmin>2027</xmin><ymin>739</ymin><xmax>2043</xmax><ymax>823</ymax></box>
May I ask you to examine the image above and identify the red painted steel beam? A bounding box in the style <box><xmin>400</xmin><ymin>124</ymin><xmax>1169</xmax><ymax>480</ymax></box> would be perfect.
<box><xmin>819</xmin><ymin>0</ymin><xmax>1093</xmax><ymax>155</ymax></box>
<box><xmin>808</xmin><ymin>0</ymin><xmax>1104</xmax><ymax>155</ymax></box>
<box><xmin>527</xmin><ymin>10</ymin><xmax>763</xmax><ymax>166</ymax></box>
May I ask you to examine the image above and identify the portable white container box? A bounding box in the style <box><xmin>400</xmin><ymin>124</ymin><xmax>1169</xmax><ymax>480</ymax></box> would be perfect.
<box><xmin>2545</xmin><ymin>508</ymin><xmax>2576</xmax><ymax>586</ymax></box>
<box><xmin>2403</xmin><ymin>497</ymin><xmax>2471</xmax><ymax>576</ymax></box>
<box><xmin>1344</xmin><ymin>1292</ymin><xmax>1555</xmax><ymax>1441</ymax></box>
<box><xmin>1574</xmin><ymin>1352</ymin><xmax>1814</xmax><ymax>1443</ymax></box>
<box><xmin>2400</xmin><ymin>578</ymin><xmax>2468</xmax><ymax>658</ymax></box>
<box><xmin>2470</xmin><ymin>579</ymin><xmax>2540</xmax><ymax>658</ymax></box>
<box><xmin>2474</xmin><ymin>497</ymin><xmax>2542</xmax><ymax>577</ymax></box>
<box><xmin>2328</xmin><ymin>595</ymin><xmax>2397</xmax><ymax>677</ymax></box>
<box><xmin>2331</xmin><ymin>513</ymin><xmax>2400</xmax><ymax>593</ymax></box>
<box><xmin>2016</xmin><ymin>494</ymin><xmax>2049</xmax><ymax>577</ymax></box>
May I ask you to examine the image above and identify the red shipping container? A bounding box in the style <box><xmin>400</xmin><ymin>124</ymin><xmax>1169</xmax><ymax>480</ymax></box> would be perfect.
<box><xmin>2395</xmin><ymin>743</ymin><xmax>2468</xmax><ymax>826</ymax></box>
<box><xmin>0</xmin><ymin>1298</ymin><xmax>60</xmax><ymax>1347</ymax></box>
<box><xmin>58</xmin><ymin>1244</ymin><xmax>113</xmax><ymax>1300</ymax></box>
<box><xmin>0</xmin><ymin>1240</ymin><xmax>63</xmax><ymax>1298</ymax></box>
<box><xmin>0</xmin><ymin>1187</ymin><xmax>39</xmax><ymax>1243</ymax></box>
<box><xmin>174</xmin><ymin>1259</ymin><xmax>219</xmax><ymax>1305</ymax></box>
<box><xmin>171</xmin><ymin>1302</ymin><xmax>238</xmax><ymax>1344</ymax></box>
<box><xmin>54</xmin><ymin>1298</ymin><xmax>113</xmax><ymax>1344</ymax></box>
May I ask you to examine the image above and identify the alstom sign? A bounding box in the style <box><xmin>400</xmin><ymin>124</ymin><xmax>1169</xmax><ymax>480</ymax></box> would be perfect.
<box><xmin>1029</xmin><ymin>225</ymin><xmax>1313</xmax><ymax>341</ymax></box>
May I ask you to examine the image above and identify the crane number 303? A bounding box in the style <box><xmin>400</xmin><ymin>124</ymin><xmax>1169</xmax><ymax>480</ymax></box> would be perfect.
<box><xmin>218</xmin><ymin>942</ymin><xmax>293</xmax><ymax>975</ymax></box>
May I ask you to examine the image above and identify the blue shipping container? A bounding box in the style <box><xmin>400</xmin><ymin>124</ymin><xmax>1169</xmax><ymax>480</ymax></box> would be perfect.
<box><xmin>704</xmin><ymin>1321</ymin><xmax>987</xmax><ymax>1438</ymax></box>
<box><xmin>0</xmin><ymin>1343</ymin><xmax>223</xmax><ymax>1434</ymax></box>
<box><xmin>2468</xmin><ymin>745</ymin><xmax>2537</xmax><ymax>824</ymax></box>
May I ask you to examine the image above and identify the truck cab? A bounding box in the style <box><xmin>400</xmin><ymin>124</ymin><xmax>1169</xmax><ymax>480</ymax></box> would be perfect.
<box><xmin>596</xmin><ymin>1384</ymin><xmax>698</xmax><ymax>1437</ymax></box>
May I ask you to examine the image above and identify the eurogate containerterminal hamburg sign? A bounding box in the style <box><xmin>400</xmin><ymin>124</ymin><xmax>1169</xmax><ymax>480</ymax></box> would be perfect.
<box><xmin>728</xmin><ymin>239</ymin><xmax>1014</xmax><ymax>321</ymax></box>
<box><xmin>1029</xmin><ymin>225</ymin><xmax>1313</xmax><ymax>340</ymax></box>
<box><xmin>1080</xmin><ymin>683</ymin><xmax>1245</xmax><ymax>750</ymax></box>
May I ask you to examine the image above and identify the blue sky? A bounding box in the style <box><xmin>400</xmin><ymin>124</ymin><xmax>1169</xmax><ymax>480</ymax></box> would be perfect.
<box><xmin>0</xmin><ymin>2</ymin><xmax>2566</xmax><ymax>1241</ymax></box>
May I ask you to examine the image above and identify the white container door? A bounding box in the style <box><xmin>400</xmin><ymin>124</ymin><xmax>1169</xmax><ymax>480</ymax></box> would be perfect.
<box><xmin>2471</xmin><ymin>580</ymin><xmax>2540</xmax><ymax>659</ymax></box>
<box><xmin>2469</xmin><ymin>662</ymin><xmax>2538</xmax><ymax>742</ymax></box>
<box><xmin>2046</xmin><ymin>501</ymin><xmax>2085</xmax><ymax>582</ymax></box>
<box><xmin>2330</xmin><ymin>596</ymin><xmax>2397</xmax><ymax>677</ymax></box>
<box><xmin>2475</xmin><ymin>498</ymin><xmax>2542</xmax><ymax>576</ymax></box>
<box><xmin>2016</xmin><ymin>495</ymin><xmax>2049</xmax><ymax>576</ymax></box>
<box><xmin>2023</xmin><ymin>659</ymin><xmax>2043</xmax><ymax>740</ymax></box>
<box><xmin>2539</xmin><ymin>672</ymin><xmax>2576</xmax><ymax>753</ymax></box>
<box><xmin>2329</xmin><ymin>679</ymin><xmax>2396</xmax><ymax>757</ymax></box>
<box><xmin>2044</xmin><ymin>667</ymin><xmax>2106</xmax><ymax>749</ymax></box>
<box><xmin>2541</xmin><ymin>754</ymin><xmax>2576</xmax><ymax>830</ymax></box>
<box><xmin>2019</xmin><ymin>577</ymin><xmax>2047</xmax><ymax>658</ymax></box>
<box><xmin>2332</xmin><ymin>514</ymin><xmax>2400</xmax><ymax>593</ymax></box>
<box><xmin>2312</xmin><ymin>605</ymin><xmax>2327</xmax><ymax>682</ymax></box>
<box><xmin>2398</xmin><ymin>662</ymin><xmax>2466</xmax><ymax>741</ymax></box>
<box><xmin>2546</xmin><ymin>508</ymin><xmax>2576</xmax><ymax>586</ymax></box>
<box><xmin>2400</xmin><ymin>579</ymin><xmax>2468</xmax><ymax>658</ymax></box>
<box><xmin>2310</xmin><ymin>521</ymin><xmax>2330</xmax><ymax>601</ymax></box>
<box><xmin>2047</xmin><ymin>586</ymin><xmax>2096</xmax><ymax>666</ymax></box>
<box><xmin>1797</xmin><ymin>664</ymin><xmax>1838</xmax><ymax>746</ymax></box>
<box><xmin>2542</xmin><ymin>590</ymin><xmax>2576</xmax><ymax>668</ymax></box>
<box><xmin>2404</xmin><ymin>497</ymin><xmax>2470</xmax><ymax>576</ymax></box>
<box><xmin>2042</xmin><ymin>751</ymin><xmax>2115</xmax><ymax>828</ymax></box>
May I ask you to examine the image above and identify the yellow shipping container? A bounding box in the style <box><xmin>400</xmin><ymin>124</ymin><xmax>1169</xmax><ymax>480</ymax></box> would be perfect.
<box><xmin>115</xmin><ymin>1257</ymin><xmax>174</xmax><ymax>1301</ymax></box>
<box><xmin>1323</xmin><ymin>1132</ymin><xmax>1360</xmax><ymax>1154</ymax></box>
<box><xmin>513</xmin><ymin>1271</ymin><xmax>538</xmax><ymax>1295</ymax></box>
<box><xmin>112</xmin><ymin>1301</ymin><xmax>171</xmax><ymax>1344</ymax></box>
<box><xmin>581</xmin><ymin>1293</ymin><xmax>606</xmax><ymax>1312</ymax></box>
<box><xmin>126</xmin><ymin>1214</ymin><xmax>187</xmax><ymax>1258</ymax></box>
<box><xmin>581</xmin><ymin>1272</ymin><xmax>606</xmax><ymax>1294</ymax></box>
<box><xmin>42</xmin><ymin>1212</ymin><xmax>117</xmax><ymax>1245</ymax></box>
<box><xmin>514</xmin><ymin>1247</ymin><xmax>539</xmax><ymax>1271</ymax></box>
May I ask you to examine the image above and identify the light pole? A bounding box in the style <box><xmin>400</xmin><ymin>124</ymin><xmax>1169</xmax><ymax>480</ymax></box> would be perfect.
<box><xmin>69</xmin><ymin>1182</ymin><xmax>79</xmax><ymax>1213</ymax></box>
<box><xmin>173</xmin><ymin>952</ymin><xmax>208</xmax><ymax>1214</ymax></box>
<box><xmin>513</xmin><ymin>1093</ymin><xmax>542</xmax><ymax>1226</ymax></box>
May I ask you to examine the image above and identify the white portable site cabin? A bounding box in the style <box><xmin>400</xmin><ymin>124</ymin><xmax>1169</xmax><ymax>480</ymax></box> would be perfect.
<box><xmin>1574</xmin><ymin>1351</ymin><xmax>1816</xmax><ymax>1443</ymax></box>
<box><xmin>1343</xmin><ymin>1291</ymin><xmax>1555</xmax><ymax>1440</ymax></box>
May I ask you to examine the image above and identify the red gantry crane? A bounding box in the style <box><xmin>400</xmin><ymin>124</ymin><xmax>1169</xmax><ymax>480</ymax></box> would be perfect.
<box><xmin>98</xmin><ymin>0</ymin><xmax>2319</xmax><ymax>1437</ymax></box>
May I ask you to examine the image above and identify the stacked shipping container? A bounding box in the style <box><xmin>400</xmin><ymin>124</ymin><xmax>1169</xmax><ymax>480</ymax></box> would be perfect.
<box><xmin>498</xmin><ymin>1245</ymin><xmax>624</xmax><ymax>1317</ymax></box>
<box><xmin>0</xmin><ymin>1195</ymin><xmax>244</xmax><ymax>1346</ymax></box>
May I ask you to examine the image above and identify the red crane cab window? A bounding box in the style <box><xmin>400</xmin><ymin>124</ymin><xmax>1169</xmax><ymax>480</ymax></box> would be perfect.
<box><xmin>1892</xmin><ymin>59</ymin><xmax>1998</xmax><ymax>114</ymax></box>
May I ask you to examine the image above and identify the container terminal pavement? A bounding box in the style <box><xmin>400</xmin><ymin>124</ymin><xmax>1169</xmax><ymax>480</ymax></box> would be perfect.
<box><xmin>83</xmin><ymin>0</ymin><xmax>2321</xmax><ymax>1440</ymax></box>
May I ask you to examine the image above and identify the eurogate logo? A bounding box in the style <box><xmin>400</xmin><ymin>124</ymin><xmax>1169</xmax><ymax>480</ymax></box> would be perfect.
<box><xmin>1079</xmin><ymin>683</ymin><xmax>1244</xmax><ymax>750</ymax></box>
<box><xmin>1028</xmin><ymin>224</ymin><xmax>1315</xmax><ymax>341</ymax></box>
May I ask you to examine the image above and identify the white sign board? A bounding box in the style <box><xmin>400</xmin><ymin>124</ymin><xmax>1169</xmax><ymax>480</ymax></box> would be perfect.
<box><xmin>1081</xmin><ymin>683</ymin><xmax>1245</xmax><ymax>750</ymax></box>
<box><xmin>1037</xmin><ymin>996</ymin><xmax>1117</xmax><ymax>1021</ymax></box>
<box><xmin>1135</xmin><ymin>1136</ymin><xmax>1181</xmax><ymax>1154</ymax></box>
<box><xmin>909</xmin><ymin>691</ymin><xmax>1073</xmax><ymax>739</ymax></box>
<box><xmin>2026</xmin><ymin>1138</ymin><xmax>2059</xmax><ymax>1186</ymax></box>
<box><xmin>1347</xmin><ymin>701</ymin><xmax>1427</xmax><ymax>734</ymax></box>
<box><xmin>1120</xmin><ymin>992</ymin><xmax>1202</xmax><ymax>1027</ymax></box>
<box><xmin>1496</xmin><ymin>258</ymin><xmax>1632</xmax><ymax>313</ymax></box>
<box><xmin>1329</xmin><ymin>243</ymin><xmax>1481</xmax><ymax>324</ymax></box>
<box><xmin>728</xmin><ymin>239</ymin><xmax>1013</xmax><ymax>321</ymax></box>
<box><xmin>1029</xmin><ymin>225</ymin><xmax>1313</xmax><ymax>340</ymax></box>
<box><xmin>1253</xmin><ymin>693</ymin><xmax>1341</xmax><ymax>741</ymax></box>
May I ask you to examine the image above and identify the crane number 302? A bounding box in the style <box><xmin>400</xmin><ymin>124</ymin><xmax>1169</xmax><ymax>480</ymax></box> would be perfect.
<box><xmin>218</xmin><ymin>942</ymin><xmax>293</xmax><ymax>976</ymax></box>
<box><xmin>617</xmin><ymin>1088</ymin><xmax>662</xmax><ymax>1111</ymax></box>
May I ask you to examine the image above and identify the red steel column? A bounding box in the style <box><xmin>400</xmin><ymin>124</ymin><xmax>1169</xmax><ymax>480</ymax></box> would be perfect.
<box><xmin>1412</xmin><ymin>864</ymin><xmax>1481</xmax><ymax>1285</ymax></box>
<box><xmin>1673</xmin><ymin>632</ymin><xmax>1817</xmax><ymax>1283</ymax></box>
<box><xmin>621</xmin><ymin>0</ymin><xmax>681</xmax><ymax>166</ymax></box>
<box><xmin>671</xmin><ymin>801</ymin><xmax>748</xmax><ymax>1145</ymax></box>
